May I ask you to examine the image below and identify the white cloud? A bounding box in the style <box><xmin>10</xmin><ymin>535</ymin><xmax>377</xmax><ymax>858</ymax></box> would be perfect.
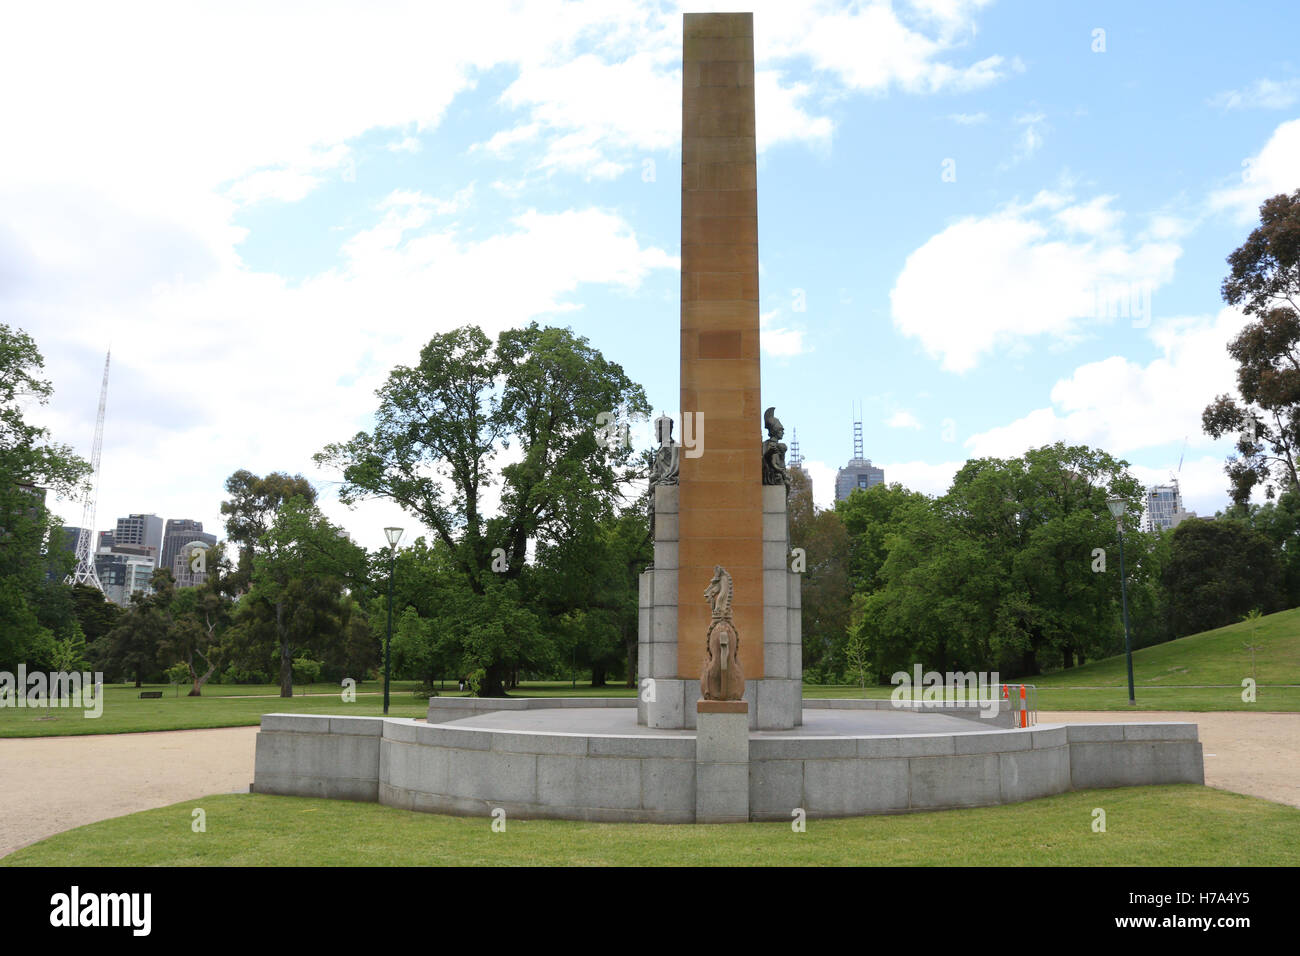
<box><xmin>759</xmin><ymin>308</ymin><xmax>808</xmax><ymax>357</ymax></box>
<box><xmin>879</xmin><ymin>459</ymin><xmax>964</xmax><ymax>496</ymax></box>
<box><xmin>379</xmin><ymin>184</ymin><xmax>476</xmax><ymax>217</ymax></box>
<box><xmin>948</xmin><ymin>111</ymin><xmax>988</xmax><ymax>125</ymax></box>
<box><xmin>785</xmin><ymin>0</ymin><xmax>1015</xmax><ymax>95</ymax></box>
<box><xmin>473</xmin><ymin>0</ymin><xmax>1009</xmax><ymax>178</ymax></box>
<box><xmin>1127</xmin><ymin>457</ymin><xmax>1240</xmax><ymax>519</ymax></box>
<box><xmin>964</xmin><ymin>308</ymin><xmax>1250</xmax><ymax>460</ymax></box>
<box><xmin>386</xmin><ymin>136</ymin><xmax>422</xmax><ymax>154</ymax></box>
<box><xmin>1000</xmin><ymin>111</ymin><xmax>1046</xmax><ymax>168</ymax></box>
<box><xmin>23</xmin><ymin>202</ymin><xmax>676</xmax><ymax>552</ymax></box>
<box><xmin>1209</xmin><ymin>78</ymin><xmax>1300</xmax><ymax>111</ymax></box>
<box><xmin>890</xmin><ymin>192</ymin><xmax>1182</xmax><ymax>372</ymax></box>
<box><xmin>755</xmin><ymin>70</ymin><xmax>834</xmax><ymax>150</ymax></box>
<box><xmin>886</xmin><ymin>410</ymin><xmax>923</xmax><ymax>429</ymax></box>
<box><xmin>797</xmin><ymin>458</ymin><xmax>840</xmax><ymax>511</ymax></box>
<box><xmin>1209</xmin><ymin>117</ymin><xmax>1300</xmax><ymax>222</ymax></box>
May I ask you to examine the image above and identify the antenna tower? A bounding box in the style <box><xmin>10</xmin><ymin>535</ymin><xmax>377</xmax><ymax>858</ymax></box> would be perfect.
<box><xmin>852</xmin><ymin>400</ymin><xmax>864</xmax><ymax>461</ymax></box>
<box><xmin>67</xmin><ymin>350</ymin><xmax>109</xmax><ymax>590</ymax></box>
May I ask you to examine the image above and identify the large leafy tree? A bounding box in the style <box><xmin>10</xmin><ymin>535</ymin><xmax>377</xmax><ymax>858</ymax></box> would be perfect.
<box><xmin>856</xmin><ymin>443</ymin><xmax>1148</xmax><ymax>679</ymax></box>
<box><xmin>99</xmin><ymin>570</ymin><xmax>175</xmax><ymax>686</ymax></box>
<box><xmin>220</xmin><ymin>469</ymin><xmax>318</xmax><ymax>589</ymax></box>
<box><xmin>1217</xmin><ymin>485</ymin><xmax>1300</xmax><ymax>608</ymax></box>
<box><xmin>1204</xmin><ymin>189</ymin><xmax>1300</xmax><ymax>503</ymax></box>
<box><xmin>0</xmin><ymin>325</ymin><xmax>91</xmax><ymax>669</ymax></box>
<box><xmin>1162</xmin><ymin>519</ymin><xmax>1283</xmax><ymax>637</ymax></box>
<box><xmin>787</xmin><ymin>467</ymin><xmax>852</xmax><ymax>682</ymax></box>
<box><xmin>315</xmin><ymin>323</ymin><xmax>649</xmax><ymax>696</ymax></box>
<box><xmin>225</xmin><ymin>496</ymin><xmax>369</xmax><ymax>697</ymax></box>
<box><xmin>157</xmin><ymin>545</ymin><xmax>235</xmax><ymax>695</ymax></box>
<box><xmin>529</xmin><ymin>507</ymin><xmax>651</xmax><ymax>687</ymax></box>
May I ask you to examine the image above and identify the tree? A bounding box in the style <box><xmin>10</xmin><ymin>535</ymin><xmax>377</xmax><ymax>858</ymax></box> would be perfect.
<box><xmin>1162</xmin><ymin>519</ymin><xmax>1283</xmax><ymax>637</ymax></box>
<box><xmin>315</xmin><ymin>323</ymin><xmax>649</xmax><ymax>696</ymax></box>
<box><xmin>787</xmin><ymin>467</ymin><xmax>852</xmax><ymax>682</ymax></box>
<box><xmin>101</xmin><ymin>582</ymin><xmax>171</xmax><ymax>686</ymax></box>
<box><xmin>836</xmin><ymin>481</ymin><xmax>930</xmax><ymax>594</ymax></box>
<box><xmin>0</xmin><ymin>325</ymin><xmax>90</xmax><ymax>669</ymax></box>
<box><xmin>1204</xmin><ymin>189</ymin><xmax>1300</xmax><ymax>503</ymax></box>
<box><xmin>226</xmin><ymin>497</ymin><xmax>368</xmax><ymax>697</ymax></box>
<box><xmin>220</xmin><ymin>470</ymin><xmax>317</xmax><ymax>589</ymax></box>
<box><xmin>1217</xmin><ymin>484</ymin><xmax>1300</xmax><ymax>608</ymax></box>
<box><xmin>854</xmin><ymin>444</ymin><xmax>1148</xmax><ymax>680</ymax></box>
<box><xmin>157</xmin><ymin>546</ymin><xmax>235</xmax><ymax>695</ymax></box>
<box><xmin>529</xmin><ymin>507</ymin><xmax>650</xmax><ymax>687</ymax></box>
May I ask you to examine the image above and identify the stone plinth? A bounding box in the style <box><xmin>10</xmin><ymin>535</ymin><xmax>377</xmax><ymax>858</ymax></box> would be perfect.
<box><xmin>638</xmin><ymin>483</ymin><xmax>802</xmax><ymax>730</ymax></box>
<box><xmin>695</xmin><ymin>700</ymin><xmax>749</xmax><ymax>823</ymax></box>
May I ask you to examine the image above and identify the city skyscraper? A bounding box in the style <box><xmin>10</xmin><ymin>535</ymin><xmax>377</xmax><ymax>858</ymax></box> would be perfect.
<box><xmin>1144</xmin><ymin>481</ymin><xmax>1196</xmax><ymax>532</ymax></box>
<box><xmin>113</xmin><ymin>514</ymin><xmax>164</xmax><ymax>566</ymax></box>
<box><xmin>161</xmin><ymin>518</ymin><xmax>214</xmax><ymax>573</ymax></box>
<box><xmin>834</xmin><ymin>408</ymin><xmax>884</xmax><ymax>501</ymax></box>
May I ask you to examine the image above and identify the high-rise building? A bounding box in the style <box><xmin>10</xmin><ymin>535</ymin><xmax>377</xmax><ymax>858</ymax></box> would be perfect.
<box><xmin>46</xmin><ymin>526</ymin><xmax>85</xmax><ymax>583</ymax></box>
<box><xmin>113</xmin><ymin>514</ymin><xmax>163</xmax><ymax>565</ymax></box>
<box><xmin>94</xmin><ymin>547</ymin><xmax>158</xmax><ymax>606</ymax></box>
<box><xmin>834</xmin><ymin>411</ymin><xmax>884</xmax><ymax>501</ymax></box>
<box><xmin>835</xmin><ymin>459</ymin><xmax>885</xmax><ymax>500</ymax></box>
<box><xmin>172</xmin><ymin>540</ymin><xmax>213</xmax><ymax>589</ymax></box>
<box><xmin>1143</xmin><ymin>481</ymin><xmax>1196</xmax><ymax>532</ymax></box>
<box><xmin>161</xmin><ymin>519</ymin><xmax>214</xmax><ymax>573</ymax></box>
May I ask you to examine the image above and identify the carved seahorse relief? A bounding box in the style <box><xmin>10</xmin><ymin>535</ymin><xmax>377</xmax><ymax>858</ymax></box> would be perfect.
<box><xmin>700</xmin><ymin>565</ymin><xmax>745</xmax><ymax>701</ymax></box>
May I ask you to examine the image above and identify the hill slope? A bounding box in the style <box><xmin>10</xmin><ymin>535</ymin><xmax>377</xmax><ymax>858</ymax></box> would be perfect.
<box><xmin>1032</xmin><ymin>606</ymin><xmax>1300</xmax><ymax>687</ymax></box>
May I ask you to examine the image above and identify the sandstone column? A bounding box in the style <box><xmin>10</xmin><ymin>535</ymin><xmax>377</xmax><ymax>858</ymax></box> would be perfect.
<box><xmin>678</xmin><ymin>11</ymin><xmax>764</xmax><ymax>689</ymax></box>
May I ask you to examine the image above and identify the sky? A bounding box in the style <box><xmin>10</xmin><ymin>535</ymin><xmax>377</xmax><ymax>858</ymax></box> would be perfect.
<box><xmin>5</xmin><ymin>0</ymin><xmax>1300</xmax><ymax>553</ymax></box>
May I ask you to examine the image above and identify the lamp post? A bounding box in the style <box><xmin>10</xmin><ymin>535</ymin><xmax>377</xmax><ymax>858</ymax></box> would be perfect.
<box><xmin>383</xmin><ymin>526</ymin><xmax>404</xmax><ymax>715</ymax></box>
<box><xmin>1106</xmin><ymin>498</ymin><xmax>1136</xmax><ymax>705</ymax></box>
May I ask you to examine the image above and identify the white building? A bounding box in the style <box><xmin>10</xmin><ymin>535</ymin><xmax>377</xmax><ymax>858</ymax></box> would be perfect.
<box><xmin>1143</xmin><ymin>481</ymin><xmax>1196</xmax><ymax>532</ymax></box>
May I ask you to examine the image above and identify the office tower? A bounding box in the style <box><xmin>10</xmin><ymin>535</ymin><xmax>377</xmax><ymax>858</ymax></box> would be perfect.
<box><xmin>113</xmin><ymin>514</ymin><xmax>164</xmax><ymax>565</ymax></box>
<box><xmin>162</xmin><ymin>519</ymin><xmax>214</xmax><ymax>573</ymax></box>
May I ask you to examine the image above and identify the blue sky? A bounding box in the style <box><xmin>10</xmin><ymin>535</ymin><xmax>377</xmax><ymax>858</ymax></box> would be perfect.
<box><xmin>5</xmin><ymin>0</ymin><xmax>1300</xmax><ymax>551</ymax></box>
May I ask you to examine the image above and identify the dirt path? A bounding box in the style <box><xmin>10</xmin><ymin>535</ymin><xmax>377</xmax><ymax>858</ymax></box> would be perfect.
<box><xmin>0</xmin><ymin>726</ymin><xmax>258</xmax><ymax>858</ymax></box>
<box><xmin>1042</xmin><ymin>711</ymin><xmax>1300</xmax><ymax>809</ymax></box>
<box><xmin>2</xmin><ymin>712</ymin><xmax>1296</xmax><ymax>858</ymax></box>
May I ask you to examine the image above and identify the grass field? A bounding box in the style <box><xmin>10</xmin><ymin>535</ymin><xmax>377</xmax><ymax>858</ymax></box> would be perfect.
<box><xmin>1032</xmin><ymin>606</ymin><xmax>1300</xmax><ymax>689</ymax></box>
<box><xmin>4</xmin><ymin>785</ymin><xmax>1296</xmax><ymax>866</ymax></box>
<box><xmin>3</xmin><ymin>607</ymin><xmax>1296</xmax><ymax>737</ymax></box>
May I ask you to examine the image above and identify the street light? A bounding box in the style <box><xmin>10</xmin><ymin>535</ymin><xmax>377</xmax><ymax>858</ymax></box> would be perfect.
<box><xmin>1106</xmin><ymin>498</ymin><xmax>1136</xmax><ymax>705</ymax></box>
<box><xmin>383</xmin><ymin>526</ymin><xmax>404</xmax><ymax>715</ymax></box>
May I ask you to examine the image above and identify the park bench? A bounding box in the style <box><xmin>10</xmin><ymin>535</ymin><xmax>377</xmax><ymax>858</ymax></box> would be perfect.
<box><xmin>139</xmin><ymin>691</ymin><xmax>163</xmax><ymax>699</ymax></box>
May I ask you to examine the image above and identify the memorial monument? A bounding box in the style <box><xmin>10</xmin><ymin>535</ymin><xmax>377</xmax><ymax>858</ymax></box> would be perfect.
<box><xmin>637</xmin><ymin>10</ymin><xmax>803</xmax><ymax>732</ymax></box>
<box><xmin>252</xmin><ymin>12</ymin><xmax>1205</xmax><ymax>825</ymax></box>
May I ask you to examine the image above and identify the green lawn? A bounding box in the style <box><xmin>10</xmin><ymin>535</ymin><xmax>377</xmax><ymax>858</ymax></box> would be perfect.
<box><xmin>0</xmin><ymin>682</ymin><xmax>434</xmax><ymax>737</ymax></box>
<box><xmin>5</xmin><ymin>786</ymin><xmax>1296</xmax><ymax>866</ymax></box>
<box><xmin>5</xmin><ymin>607</ymin><xmax>1296</xmax><ymax>738</ymax></box>
<box><xmin>1031</xmin><ymin>606</ymin><xmax>1300</xmax><ymax>689</ymax></box>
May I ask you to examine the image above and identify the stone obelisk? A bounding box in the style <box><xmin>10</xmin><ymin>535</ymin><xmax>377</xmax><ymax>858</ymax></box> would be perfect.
<box><xmin>638</xmin><ymin>11</ymin><xmax>801</xmax><ymax>731</ymax></box>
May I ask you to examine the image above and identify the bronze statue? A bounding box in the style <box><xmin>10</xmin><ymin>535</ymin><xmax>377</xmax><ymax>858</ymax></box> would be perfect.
<box><xmin>761</xmin><ymin>406</ymin><xmax>790</xmax><ymax>490</ymax></box>
<box><xmin>700</xmin><ymin>565</ymin><xmax>745</xmax><ymax>701</ymax></box>
<box><xmin>649</xmin><ymin>413</ymin><xmax>680</xmax><ymax>488</ymax></box>
<box><xmin>647</xmin><ymin>414</ymin><xmax>680</xmax><ymax>567</ymax></box>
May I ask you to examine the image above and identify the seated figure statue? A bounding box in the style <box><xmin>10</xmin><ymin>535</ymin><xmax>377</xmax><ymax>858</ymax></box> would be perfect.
<box><xmin>761</xmin><ymin>406</ymin><xmax>790</xmax><ymax>491</ymax></box>
<box><xmin>646</xmin><ymin>414</ymin><xmax>680</xmax><ymax>567</ymax></box>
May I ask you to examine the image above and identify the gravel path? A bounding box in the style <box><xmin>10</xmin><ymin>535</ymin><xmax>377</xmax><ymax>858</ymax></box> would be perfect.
<box><xmin>2</xmin><ymin>711</ymin><xmax>1296</xmax><ymax>858</ymax></box>
<box><xmin>0</xmin><ymin>726</ymin><xmax>257</xmax><ymax>858</ymax></box>
<box><xmin>1042</xmin><ymin>711</ymin><xmax>1300</xmax><ymax>809</ymax></box>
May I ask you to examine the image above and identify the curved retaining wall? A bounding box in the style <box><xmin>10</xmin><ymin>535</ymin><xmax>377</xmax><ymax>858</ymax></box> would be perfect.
<box><xmin>253</xmin><ymin>709</ymin><xmax>1204</xmax><ymax>823</ymax></box>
